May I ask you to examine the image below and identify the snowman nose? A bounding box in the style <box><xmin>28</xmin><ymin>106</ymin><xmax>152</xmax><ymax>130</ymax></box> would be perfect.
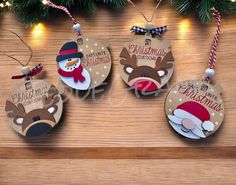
<box><xmin>66</xmin><ymin>59</ymin><xmax>79</xmax><ymax>67</ymax></box>
<box><xmin>182</xmin><ymin>118</ymin><xmax>195</xmax><ymax>130</ymax></box>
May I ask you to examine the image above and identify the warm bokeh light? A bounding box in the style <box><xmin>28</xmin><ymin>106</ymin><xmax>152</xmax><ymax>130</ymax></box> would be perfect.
<box><xmin>231</xmin><ymin>0</ymin><xmax>236</xmax><ymax>2</ymax></box>
<box><xmin>42</xmin><ymin>0</ymin><xmax>48</xmax><ymax>5</ymax></box>
<box><xmin>178</xmin><ymin>19</ymin><xmax>190</xmax><ymax>39</ymax></box>
<box><xmin>30</xmin><ymin>23</ymin><xmax>47</xmax><ymax>46</ymax></box>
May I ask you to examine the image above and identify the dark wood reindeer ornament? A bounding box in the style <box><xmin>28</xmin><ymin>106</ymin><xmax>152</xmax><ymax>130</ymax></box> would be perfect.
<box><xmin>1</xmin><ymin>31</ymin><xmax>63</xmax><ymax>138</ymax></box>
<box><xmin>5</xmin><ymin>81</ymin><xmax>63</xmax><ymax>138</ymax></box>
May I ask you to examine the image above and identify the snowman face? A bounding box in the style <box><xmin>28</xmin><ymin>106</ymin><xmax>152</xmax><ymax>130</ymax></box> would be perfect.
<box><xmin>58</xmin><ymin>58</ymin><xmax>81</xmax><ymax>72</ymax></box>
<box><xmin>168</xmin><ymin>110</ymin><xmax>206</xmax><ymax>139</ymax></box>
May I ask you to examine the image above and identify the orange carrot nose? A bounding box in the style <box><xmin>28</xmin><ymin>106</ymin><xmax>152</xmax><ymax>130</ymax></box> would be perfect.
<box><xmin>66</xmin><ymin>59</ymin><xmax>79</xmax><ymax>67</ymax></box>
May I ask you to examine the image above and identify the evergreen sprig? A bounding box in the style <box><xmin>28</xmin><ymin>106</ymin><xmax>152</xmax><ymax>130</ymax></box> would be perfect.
<box><xmin>12</xmin><ymin>0</ymin><xmax>127</xmax><ymax>25</ymax></box>
<box><xmin>170</xmin><ymin>0</ymin><xmax>236</xmax><ymax>23</ymax></box>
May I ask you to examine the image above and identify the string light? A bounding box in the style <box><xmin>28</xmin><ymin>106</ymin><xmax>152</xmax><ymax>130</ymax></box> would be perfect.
<box><xmin>0</xmin><ymin>0</ymin><xmax>12</xmax><ymax>9</ymax></box>
<box><xmin>42</xmin><ymin>0</ymin><xmax>48</xmax><ymax>5</ymax></box>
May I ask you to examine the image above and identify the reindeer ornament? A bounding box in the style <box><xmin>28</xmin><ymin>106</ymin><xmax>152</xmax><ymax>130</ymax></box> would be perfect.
<box><xmin>120</xmin><ymin>0</ymin><xmax>174</xmax><ymax>93</ymax></box>
<box><xmin>1</xmin><ymin>31</ymin><xmax>63</xmax><ymax>138</ymax></box>
<box><xmin>5</xmin><ymin>82</ymin><xmax>63</xmax><ymax>138</ymax></box>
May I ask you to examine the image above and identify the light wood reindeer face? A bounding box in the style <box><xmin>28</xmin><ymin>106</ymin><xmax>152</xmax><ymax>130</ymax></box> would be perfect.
<box><xmin>120</xmin><ymin>48</ymin><xmax>174</xmax><ymax>91</ymax></box>
<box><xmin>5</xmin><ymin>86</ymin><xmax>60</xmax><ymax>137</ymax></box>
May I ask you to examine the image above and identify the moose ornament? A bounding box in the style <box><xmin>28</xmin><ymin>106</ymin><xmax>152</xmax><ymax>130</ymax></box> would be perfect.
<box><xmin>120</xmin><ymin>0</ymin><xmax>174</xmax><ymax>93</ymax></box>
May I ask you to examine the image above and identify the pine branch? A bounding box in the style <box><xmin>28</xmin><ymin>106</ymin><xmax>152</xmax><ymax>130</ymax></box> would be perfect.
<box><xmin>170</xmin><ymin>0</ymin><xmax>236</xmax><ymax>23</ymax></box>
<box><xmin>11</xmin><ymin>0</ymin><xmax>127</xmax><ymax>25</ymax></box>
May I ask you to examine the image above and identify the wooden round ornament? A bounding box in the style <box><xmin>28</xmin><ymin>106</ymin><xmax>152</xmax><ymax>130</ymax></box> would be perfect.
<box><xmin>164</xmin><ymin>80</ymin><xmax>224</xmax><ymax>139</ymax></box>
<box><xmin>56</xmin><ymin>36</ymin><xmax>112</xmax><ymax>90</ymax></box>
<box><xmin>5</xmin><ymin>80</ymin><xmax>63</xmax><ymax>138</ymax></box>
<box><xmin>119</xmin><ymin>36</ymin><xmax>174</xmax><ymax>92</ymax></box>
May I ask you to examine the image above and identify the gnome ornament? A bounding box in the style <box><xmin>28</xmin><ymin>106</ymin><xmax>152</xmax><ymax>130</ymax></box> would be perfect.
<box><xmin>57</xmin><ymin>41</ymin><xmax>91</xmax><ymax>90</ymax></box>
<box><xmin>164</xmin><ymin>8</ymin><xmax>224</xmax><ymax>140</ymax></box>
<box><xmin>168</xmin><ymin>101</ymin><xmax>217</xmax><ymax>139</ymax></box>
<box><xmin>43</xmin><ymin>0</ymin><xmax>112</xmax><ymax>90</ymax></box>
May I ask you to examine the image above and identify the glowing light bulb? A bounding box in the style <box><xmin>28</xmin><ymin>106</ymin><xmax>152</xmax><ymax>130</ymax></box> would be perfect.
<box><xmin>6</xmin><ymin>2</ymin><xmax>11</xmax><ymax>7</ymax></box>
<box><xmin>42</xmin><ymin>0</ymin><xmax>48</xmax><ymax>5</ymax></box>
<box><xmin>0</xmin><ymin>3</ymin><xmax>4</xmax><ymax>8</ymax></box>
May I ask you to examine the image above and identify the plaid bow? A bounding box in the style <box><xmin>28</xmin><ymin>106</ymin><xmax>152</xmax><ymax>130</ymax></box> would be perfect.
<box><xmin>131</xmin><ymin>25</ymin><xmax>167</xmax><ymax>36</ymax></box>
<box><xmin>12</xmin><ymin>64</ymin><xmax>43</xmax><ymax>79</ymax></box>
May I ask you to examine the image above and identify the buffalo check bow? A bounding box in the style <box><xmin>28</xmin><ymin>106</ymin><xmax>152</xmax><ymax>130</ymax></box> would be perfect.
<box><xmin>131</xmin><ymin>25</ymin><xmax>167</xmax><ymax>36</ymax></box>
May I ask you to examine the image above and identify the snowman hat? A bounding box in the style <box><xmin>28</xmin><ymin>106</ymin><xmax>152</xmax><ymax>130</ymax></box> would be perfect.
<box><xmin>175</xmin><ymin>101</ymin><xmax>215</xmax><ymax>132</ymax></box>
<box><xmin>56</xmin><ymin>41</ymin><xmax>83</xmax><ymax>62</ymax></box>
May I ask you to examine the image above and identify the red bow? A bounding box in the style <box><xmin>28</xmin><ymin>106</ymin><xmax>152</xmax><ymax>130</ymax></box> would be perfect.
<box><xmin>12</xmin><ymin>64</ymin><xmax>43</xmax><ymax>79</ymax></box>
<box><xmin>58</xmin><ymin>65</ymin><xmax>85</xmax><ymax>83</ymax></box>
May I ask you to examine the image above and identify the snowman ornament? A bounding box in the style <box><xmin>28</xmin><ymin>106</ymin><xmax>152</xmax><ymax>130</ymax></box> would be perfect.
<box><xmin>57</xmin><ymin>41</ymin><xmax>91</xmax><ymax>90</ymax></box>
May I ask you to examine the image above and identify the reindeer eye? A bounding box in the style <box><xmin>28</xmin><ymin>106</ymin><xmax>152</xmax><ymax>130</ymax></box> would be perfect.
<box><xmin>157</xmin><ymin>70</ymin><xmax>165</xmax><ymax>77</ymax></box>
<box><xmin>48</xmin><ymin>107</ymin><xmax>55</xmax><ymax>114</ymax></box>
<box><xmin>125</xmin><ymin>67</ymin><xmax>134</xmax><ymax>74</ymax></box>
<box><xmin>15</xmin><ymin>118</ymin><xmax>24</xmax><ymax>125</ymax></box>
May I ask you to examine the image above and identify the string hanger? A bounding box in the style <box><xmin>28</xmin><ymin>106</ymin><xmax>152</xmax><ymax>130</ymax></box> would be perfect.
<box><xmin>0</xmin><ymin>30</ymin><xmax>43</xmax><ymax>79</ymax></box>
<box><xmin>42</xmin><ymin>0</ymin><xmax>81</xmax><ymax>36</ymax></box>
<box><xmin>205</xmin><ymin>7</ymin><xmax>222</xmax><ymax>81</ymax></box>
<box><xmin>127</xmin><ymin>0</ymin><xmax>163</xmax><ymax>23</ymax></box>
<box><xmin>0</xmin><ymin>30</ymin><xmax>32</xmax><ymax>67</ymax></box>
<box><xmin>127</xmin><ymin>0</ymin><xmax>166</xmax><ymax>37</ymax></box>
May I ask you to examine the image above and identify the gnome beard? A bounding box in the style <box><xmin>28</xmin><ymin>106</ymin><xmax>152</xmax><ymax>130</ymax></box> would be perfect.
<box><xmin>58</xmin><ymin>58</ymin><xmax>91</xmax><ymax>90</ymax></box>
<box><xmin>168</xmin><ymin>101</ymin><xmax>215</xmax><ymax>139</ymax></box>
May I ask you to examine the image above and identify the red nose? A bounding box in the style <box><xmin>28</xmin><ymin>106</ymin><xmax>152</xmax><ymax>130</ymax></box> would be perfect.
<box><xmin>131</xmin><ymin>79</ymin><xmax>158</xmax><ymax>92</ymax></box>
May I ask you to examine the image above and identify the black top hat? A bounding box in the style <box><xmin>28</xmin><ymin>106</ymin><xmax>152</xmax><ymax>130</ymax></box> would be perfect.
<box><xmin>56</xmin><ymin>41</ymin><xmax>83</xmax><ymax>62</ymax></box>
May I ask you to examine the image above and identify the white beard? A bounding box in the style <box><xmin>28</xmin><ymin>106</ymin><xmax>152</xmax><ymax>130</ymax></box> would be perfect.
<box><xmin>168</xmin><ymin>109</ymin><xmax>206</xmax><ymax>139</ymax></box>
<box><xmin>58</xmin><ymin>58</ymin><xmax>91</xmax><ymax>90</ymax></box>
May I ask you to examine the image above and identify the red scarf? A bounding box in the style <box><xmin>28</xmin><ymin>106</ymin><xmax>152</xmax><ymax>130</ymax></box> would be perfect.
<box><xmin>58</xmin><ymin>65</ymin><xmax>85</xmax><ymax>83</ymax></box>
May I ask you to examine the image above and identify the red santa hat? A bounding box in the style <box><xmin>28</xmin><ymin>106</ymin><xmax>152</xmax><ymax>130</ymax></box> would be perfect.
<box><xmin>175</xmin><ymin>101</ymin><xmax>215</xmax><ymax>132</ymax></box>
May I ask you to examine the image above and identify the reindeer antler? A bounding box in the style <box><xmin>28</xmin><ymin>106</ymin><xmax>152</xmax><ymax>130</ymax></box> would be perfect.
<box><xmin>120</xmin><ymin>48</ymin><xmax>138</xmax><ymax>68</ymax></box>
<box><xmin>5</xmin><ymin>100</ymin><xmax>26</xmax><ymax>118</ymax></box>
<box><xmin>42</xmin><ymin>86</ymin><xmax>60</xmax><ymax>108</ymax></box>
<box><xmin>155</xmin><ymin>51</ymin><xmax>174</xmax><ymax>71</ymax></box>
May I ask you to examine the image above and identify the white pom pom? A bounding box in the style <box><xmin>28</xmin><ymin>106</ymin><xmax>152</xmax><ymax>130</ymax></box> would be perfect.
<box><xmin>21</xmin><ymin>66</ymin><xmax>30</xmax><ymax>75</ymax></box>
<box><xmin>202</xmin><ymin>121</ymin><xmax>215</xmax><ymax>132</ymax></box>
<box><xmin>205</xmin><ymin>68</ymin><xmax>215</xmax><ymax>78</ymax></box>
<box><xmin>73</xmin><ymin>23</ymin><xmax>81</xmax><ymax>32</ymax></box>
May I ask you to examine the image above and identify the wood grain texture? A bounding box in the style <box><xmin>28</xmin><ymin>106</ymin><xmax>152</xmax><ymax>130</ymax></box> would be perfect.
<box><xmin>0</xmin><ymin>0</ymin><xmax>236</xmax><ymax>184</ymax></box>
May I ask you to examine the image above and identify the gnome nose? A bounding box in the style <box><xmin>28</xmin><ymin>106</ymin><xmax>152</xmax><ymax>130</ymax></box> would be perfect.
<box><xmin>66</xmin><ymin>59</ymin><xmax>79</xmax><ymax>67</ymax></box>
<box><xmin>182</xmin><ymin>118</ymin><xmax>195</xmax><ymax>130</ymax></box>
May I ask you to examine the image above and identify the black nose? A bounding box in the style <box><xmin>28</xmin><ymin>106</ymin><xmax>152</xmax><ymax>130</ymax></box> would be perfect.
<box><xmin>26</xmin><ymin>123</ymin><xmax>53</xmax><ymax>138</ymax></box>
<box><xmin>33</xmin><ymin>116</ymin><xmax>41</xmax><ymax>122</ymax></box>
<box><xmin>140</xmin><ymin>72</ymin><xmax>150</xmax><ymax>78</ymax></box>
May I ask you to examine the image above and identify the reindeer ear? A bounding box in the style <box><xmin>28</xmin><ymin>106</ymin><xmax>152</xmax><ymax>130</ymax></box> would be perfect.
<box><xmin>14</xmin><ymin>117</ymin><xmax>24</xmax><ymax>125</ymax></box>
<box><xmin>124</xmin><ymin>66</ymin><xmax>134</xmax><ymax>74</ymax></box>
<box><xmin>157</xmin><ymin>70</ymin><xmax>166</xmax><ymax>77</ymax></box>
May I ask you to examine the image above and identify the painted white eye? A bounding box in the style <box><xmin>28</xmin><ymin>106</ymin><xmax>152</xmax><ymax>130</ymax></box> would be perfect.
<box><xmin>157</xmin><ymin>70</ymin><xmax>165</xmax><ymax>77</ymax></box>
<box><xmin>48</xmin><ymin>107</ymin><xmax>55</xmax><ymax>114</ymax></box>
<box><xmin>16</xmin><ymin>118</ymin><xmax>24</xmax><ymax>125</ymax></box>
<box><xmin>125</xmin><ymin>67</ymin><xmax>133</xmax><ymax>74</ymax></box>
